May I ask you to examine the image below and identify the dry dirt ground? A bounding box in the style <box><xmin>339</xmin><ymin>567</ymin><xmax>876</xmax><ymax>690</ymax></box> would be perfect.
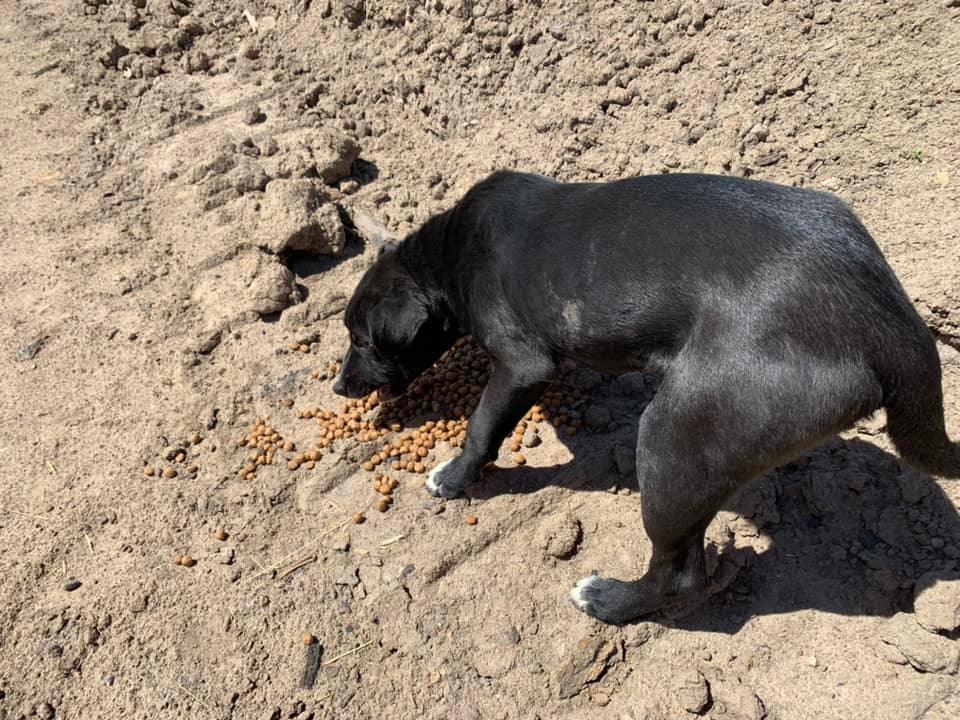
<box><xmin>2</xmin><ymin>1</ymin><xmax>960</xmax><ymax>719</ymax></box>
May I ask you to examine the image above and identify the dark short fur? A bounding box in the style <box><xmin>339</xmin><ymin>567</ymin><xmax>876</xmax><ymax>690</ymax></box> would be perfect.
<box><xmin>335</xmin><ymin>170</ymin><xmax>959</xmax><ymax>624</ymax></box>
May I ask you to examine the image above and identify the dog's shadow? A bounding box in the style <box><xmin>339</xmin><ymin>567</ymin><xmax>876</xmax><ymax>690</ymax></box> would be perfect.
<box><xmin>399</xmin><ymin>364</ymin><xmax>959</xmax><ymax>629</ymax></box>
<box><xmin>480</xmin><ymin>424</ymin><xmax>959</xmax><ymax>630</ymax></box>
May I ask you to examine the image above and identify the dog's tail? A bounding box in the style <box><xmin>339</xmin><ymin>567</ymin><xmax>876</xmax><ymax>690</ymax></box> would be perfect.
<box><xmin>883</xmin><ymin>336</ymin><xmax>960</xmax><ymax>479</ymax></box>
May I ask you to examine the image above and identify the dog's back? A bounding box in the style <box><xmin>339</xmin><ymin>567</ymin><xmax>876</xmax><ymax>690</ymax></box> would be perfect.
<box><xmin>447</xmin><ymin>170</ymin><xmax>959</xmax><ymax>478</ymax></box>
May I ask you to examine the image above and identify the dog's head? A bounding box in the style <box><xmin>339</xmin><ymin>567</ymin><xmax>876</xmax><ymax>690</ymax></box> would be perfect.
<box><xmin>333</xmin><ymin>246</ymin><xmax>459</xmax><ymax>401</ymax></box>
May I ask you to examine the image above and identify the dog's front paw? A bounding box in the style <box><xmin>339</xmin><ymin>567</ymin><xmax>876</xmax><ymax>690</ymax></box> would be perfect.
<box><xmin>425</xmin><ymin>458</ymin><xmax>472</xmax><ymax>499</ymax></box>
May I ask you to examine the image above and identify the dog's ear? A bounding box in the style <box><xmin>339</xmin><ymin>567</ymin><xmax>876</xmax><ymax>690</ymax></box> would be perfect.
<box><xmin>368</xmin><ymin>286</ymin><xmax>429</xmax><ymax>353</ymax></box>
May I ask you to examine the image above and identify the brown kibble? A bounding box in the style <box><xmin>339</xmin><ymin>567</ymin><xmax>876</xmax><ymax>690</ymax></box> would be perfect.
<box><xmin>186</xmin><ymin>464</ymin><xmax>199</xmax><ymax>474</ymax></box>
<box><xmin>173</xmin><ymin>555</ymin><xmax>183</xmax><ymax>565</ymax></box>
<box><xmin>362</xmin><ymin>461</ymin><xmax>374</xmax><ymax>472</ymax></box>
<box><xmin>377</xmin><ymin>497</ymin><xmax>391</xmax><ymax>512</ymax></box>
<box><xmin>413</xmin><ymin>462</ymin><xmax>425</xmax><ymax>474</ymax></box>
<box><xmin>214</xmin><ymin>528</ymin><xmax>228</xmax><ymax>541</ymax></box>
<box><xmin>305</xmin><ymin>461</ymin><xmax>316</xmax><ymax>470</ymax></box>
<box><xmin>287</xmin><ymin>341</ymin><xmax>300</xmax><ymax>350</ymax></box>
<box><xmin>387</xmin><ymin>477</ymin><xmax>399</xmax><ymax>490</ymax></box>
<box><xmin>303</xmin><ymin>633</ymin><xmax>318</xmax><ymax>646</ymax></box>
<box><xmin>283</xmin><ymin>441</ymin><xmax>295</xmax><ymax>452</ymax></box>
<box><xmin>180</xmin><ymin>555</ymin><xmax>196</xmax><ymax>567</ymax></box>
<box><xmin>143</xmin><ymin>465</ymin><xmax>156</xmax><ymax>477</ymax></box>
<box><xmin>175</xmin><ymin>452</ymin><xmax>186</xmax><ymax>463</ymax></box>
<box><xmin>352</xmin><ymin>513</ymin><xmax>366</xmax><ymax>524</ymax></box>
<box><xmin>287</xmin><ymin>459</ymin><xmax>300</xmax><ymax>471</ymax></box>
<box><xmin>465</xmin><ymin>515</ymin><xmax>478</xmax><ymax>526</ymax></box>
<box><xmin>283</xmin><ymin>399</ymin><xmax>294</xmax><ymax>408</ymax></box>
<box><xmin>162</xmin><ymin>467</ymin><xmax>177</xmax><ymax>479</ymax></box>
<box><xmin>509</xmin><ymin>440</ymin><xmax>521</xmax><ymax>452</ymax></box>
<box><xmin>298</xmin><ymin>344</ymin><xmax>310</xmax><ymax>353</ymax></box>
<box><xmin>514</xmin><ymin>454</ymin><xmax>526</xmax><ymax>465</ymax></box>
<box><xmin>189</xmin><ymin>433</ymin><xmax>202</xmax><ymax>445</ymax></box>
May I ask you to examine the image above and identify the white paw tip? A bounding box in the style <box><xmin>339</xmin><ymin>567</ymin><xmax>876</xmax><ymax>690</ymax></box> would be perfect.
<box><xmin>570</xmin><ymin>575</ymin><xmax>599</xmax><ymax>611</ymax></box>
<box><xmin>425</xmin><ymin>459</ymin><xmax>452</xmax><ymax>493</ymax></box>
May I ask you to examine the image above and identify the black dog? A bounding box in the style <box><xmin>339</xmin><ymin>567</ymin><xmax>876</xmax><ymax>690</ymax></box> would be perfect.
<box><xmin>334</xmin><ymin>170</ymin><xmax>959</xmax><ymax>625</ymax></box>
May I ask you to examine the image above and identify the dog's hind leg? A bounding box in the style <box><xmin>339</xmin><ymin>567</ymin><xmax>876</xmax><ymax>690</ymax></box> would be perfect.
<box><xmin>426</xmin><ymin>350</ymin><xmax>556</xmax><ymax>498</ymax></box>
<box><xmin>571</xmin><ymin>347</ymin><xmax>882</xmax><ymax>624</ymax></box>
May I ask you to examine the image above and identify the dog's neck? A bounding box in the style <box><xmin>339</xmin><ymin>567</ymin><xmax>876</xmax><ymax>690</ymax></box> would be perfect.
<box><xmin>397</xmin><ymin>209</ymin><xmax>460</xmax><ymax>330</ymax></box>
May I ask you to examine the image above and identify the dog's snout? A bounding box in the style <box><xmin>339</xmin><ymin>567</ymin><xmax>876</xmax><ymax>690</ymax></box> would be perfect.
<box><xmin>332</xmin><ymin>374</ymin><xmax>347</xmax><ymax>397</ymax></box>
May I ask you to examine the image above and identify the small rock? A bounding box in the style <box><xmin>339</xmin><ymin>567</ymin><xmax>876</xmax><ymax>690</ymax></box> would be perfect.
<box><xmin>899</xmin><ymin>468</ymin><xmax>932</xmax><ymax>504</ymax></box>
<box><xmin>219</xmin><ymin>547</ymin><xmax>236</xmax><ymax>565</ymax></box>
<box><xmin>663</xmin><ymin>49</ymin><xmax>695</xmax><ymax>73</ymax></box>
<box><xmin>623</xmin><ymin>622</ymin><xmax>662</xmax><ymax>648</ymax></box>
<box><xmin>657</xmin><ymin>94</ymin><xmax>678</xmax><ymax>112</ymax></box>
<box><xmin>879</xmin><ymin>612</ymin><xmax>960</xmax><ymax>674</ymax></box>
<box><xmin>329</xmin><ymin>532</ymin><xmax>351</xmax><ymax>552</ymax></box>
<box><xmin>334</xmin><ymin>567</ymin><xmax>360</xmax><ymax>587</ymax></box>
<box><xmin>234</xmin><ymin>168</ymin><xmax>269</xmax><ymax>196</ymax></box>
<box><xmin>918</xmin><ymin>693</ymin><xmax>960</xmax><ymax>719</ymax></box>
<box><xmin>913</xmin><ymin>571</ymin><xmax>960</xmax><ymax>634</ymax></box>
<box><xmin>257</xmin><ymin>179</ymin><xmax>345</xmax><ymax>255</ymax></box>
<box><xmin>584</xmin><ymin>404</ymin><xmax>612</xmax><ymax>431</ymax></box>
<box><xmin>538</xmin><ymin>513</ymin><xmax>581</xmax><ymax>559</ymax></box>
<box><xmin>674</xmin><ymin>670</ymin><xmax>711</xmax><ymax>714</ymax></box>
<box><xmin>779</xmin><ymin>69</ymin><xmax>809</xmax><ymax>96</ymax></box>
<box><xmin>570</xmin><ymin>366</ymin><xmax>603</xmax><ymax>391</ymax></box>
<box><xmin>190</xmin><ymin>328</ymin><xmax>221</xmax><ymax>355</ymax></box>
<box><xmin>242</xmin><ymin>104</ymin><xmax>265</xmax><ymax>125</ymax></box>
<box><xmin>257</xmin><ymin>15</ymin><xmax>277</xmax><ymax>33</ymax></box>
<box><xmin>613</xmin><ymin>444</ymin><xmax>635</xmax><ymax>477</ymax></box>
<box><xmin>179</xmin><ymin>49</ymin><xmax>209</xmax><ymax>74</ymax></box>
<box><xmin>99</xmin><ymin>37</ymin><xmax>129</xmax><ymax>68</ymax></box>
<box><xmin>63</xmin><ymin>578</ymin><xmax>82</xmax><ymax>592</ymax></box>
<box><xmin>592</xmin><ymin>691</ymin><xmax>611</xmax><ymax>706</ymax></box>
<box><xmin>754</xmin><ymin>150</ymin><xmax>783</xmax><ymax>167</ymax></box>
<box><xmin>609</xmin><ymin>372</ymin><xmax>646</xmax><ymax>396</ymax></box>
<box><xmin>15</xmin><ymin>337</ymin><xmax>45</xmax><ymax>361</ymax></box>
<box><xmin>38</xmin><ymin>703</ymin><xmax>55</xmax><ymax>720</ymax></box>
<box><xmin>260</xmin><ymin>137</ymin><xmax>279</xmax><ymax>156</ymax></box>
<box><xmin>472</xmin><ymin>634</ymin><xmax>517</xmax><ymax>678</ymax></box>
<box><xmin>602</xmin><ymin>88</ymin><xmax>633</xmax><ymax>107</ymax></box>
<box><xmin>178</xmin><ymin>16</ymin><xmax>203</xmax><ymax>36</ymax></box>
<box><xmin>238</xmin><ymin>39</ymin><xmax>260</xmax><ymax>60</ymax></box>
<box><xmin>84</xmin><ymin>626</ymin><xmax>100</xmax><ymax>646</ymax></box>
<box><xmin>522</xmin><ymin>425</ymin><xmax>541</xmax><ymax>448</ymax></box>
<box><xmin>554</xmin><ymin>635</ymin><xmax>618</xmax><ymax>699</ymax></box>
<box><xmin>317</xmin><ymin>133</ymin><xmax>361</xmax><ymax>184</ymax></box>
<box><xmin>804</xmin><ymin>655</ymin><xmax>819</xmax><ymax>668</ymax></box>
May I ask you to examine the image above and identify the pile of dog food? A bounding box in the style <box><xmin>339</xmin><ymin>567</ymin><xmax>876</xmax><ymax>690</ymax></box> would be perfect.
<box><xmin>234</xmin><ymin>338</ymin><xmax>588</xmax><ymax>512</ymax></box>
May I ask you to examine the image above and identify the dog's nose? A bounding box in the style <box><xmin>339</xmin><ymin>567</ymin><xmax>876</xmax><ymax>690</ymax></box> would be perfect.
<box><xmin>332</xmin><ymin>375</ymin><xmax>347</xmax><ymax>397</ymax></box>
